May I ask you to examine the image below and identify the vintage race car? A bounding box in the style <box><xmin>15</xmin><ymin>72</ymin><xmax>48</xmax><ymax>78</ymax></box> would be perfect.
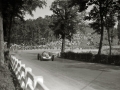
<box><xmin>37</xmin><ymin>51</ymin><xmax>54</xmax><ymax>61</ymax></box>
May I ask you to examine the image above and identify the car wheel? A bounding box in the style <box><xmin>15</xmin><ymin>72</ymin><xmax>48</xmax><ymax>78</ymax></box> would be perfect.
<box><xmin>37</xmin><ymin>54</ymin><xmax>40</xmax><ymax>60</ymax></box>
<box><xmin>51</xmin><ymin>55</ymin><xmax>54</xmax><ymax>61</ymax></box>
<box><xmin>40</xmin><ymin>56</ymin><xmax>42</xmax><ymax>61</ymax></box>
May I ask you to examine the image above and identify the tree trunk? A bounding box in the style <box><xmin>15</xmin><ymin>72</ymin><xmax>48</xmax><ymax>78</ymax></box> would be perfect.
<box><xmin>0</xmin><ymin>11</ymin><xmax>5</xmax><ymax>65</ymax></box>
<box><xmin>98</xmin><ymin>2</ymin><xmax>104</xmax><ymax>55</ymax></box>
<box><xmin>7</xmin><ymin>15</ymin><xmax>13</xmax><ymax>48</ymax></box>
<box><xmin>107</xmin><ymin>29</ymin><xmax>111</xmax><ymax>56</ymax></box>
<box><xmin>98</xmin><ymin>29</ymin><xmax>103</xmax><ymax>55</ymax></box>
<box><xmin>61</xmin><ymin>34</ymin><xmax>65</xmax><ymax>53</ymax></box>
<box><xmin>105</xmin><ymin>15</ymin><xmax>112</xmax><ymax>56</ymax></box>
<box><xmin>118</xmin><ymin>14</ymin><xmax>120</xmax><ymax>45</ymax></box>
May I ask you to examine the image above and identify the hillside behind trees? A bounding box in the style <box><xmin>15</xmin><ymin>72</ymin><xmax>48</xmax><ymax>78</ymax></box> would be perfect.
<box><xmin>10</xmin><ymin>16</ymin><xmax>118</xmax><ymax>50</ymax></box>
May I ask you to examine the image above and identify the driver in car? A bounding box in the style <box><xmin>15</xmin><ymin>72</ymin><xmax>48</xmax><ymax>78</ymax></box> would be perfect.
<box><xmin>43</xmin><ymin>52</ymin><xmax>49</xmax><ymax>57</ymax></box>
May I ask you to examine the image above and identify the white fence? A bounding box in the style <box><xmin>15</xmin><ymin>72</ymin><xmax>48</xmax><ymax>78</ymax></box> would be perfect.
<box><xmin>10</xmin><ymin>55</ymin><xmax>49</xmax><ymax>90</ymax></box>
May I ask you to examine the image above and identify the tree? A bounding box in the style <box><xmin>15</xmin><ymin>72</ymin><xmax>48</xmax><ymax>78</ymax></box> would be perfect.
<box><xmin>117</xmin><ymin>12</ymin><xmax>120</xmax><ymax>44</ymax></box>
<box><xmin>113</xmin><ymin>0</ymin><xmax>120</xmax><ymax>44</ymax></box>
<box><xmin>50</xmin><ymin>0</ymin><xmax>79</xmax><ymax>53</ymax></box>
<box><xmin>105</xmin><ymin>14</ymin><xmax>116</xmax><ymax>55</ymax></box>
<box><xmin>0</xmin><ymin>0</ymin><xmax>46</xmax><ymax>65</ymax></box>
<box><xmin>86</xmin><ymin>0</ymin><xmax>107</xmax><ymax>55</ymax></box>
<box><xmin>0</xmin><ymin>2</ymin><xmax>4</xmax><ymax>65</ymax></box>
<box><xmin>42</xmin><ymin>16</ymin><xmax>54</xmax><ymax>43</ymax></box>
<box><xmin>3</xmin><ymin>0</ymin><xmax>23</xmax><ymax>48</ymax></box>
<box><xmin>118</xmin><ymin>15</ymin><xmax>120</xmax><ymax>44</ymax></box>
<box><xmin>69</xmin><ymin>0</ymin><xmax>88</xmax><ymax>12</ymax></box>
<box><xmin>11</xmin><ymin>16</ymin><xmax>55</xmax><ymax>46</ymax></box>
<box><xmin>4</xmin><ymin>0</ymin><xmax>46</xmax><ymax>48</ymax></box>
<box><xmin>70</xmin><ymin>0</ymin><xmax>120</xmax><ymax>55</ymax></box>
<box><xmin>104</xmin><ymin>0</ymin><xmax>120</xmax><ymax>56</ymax></box>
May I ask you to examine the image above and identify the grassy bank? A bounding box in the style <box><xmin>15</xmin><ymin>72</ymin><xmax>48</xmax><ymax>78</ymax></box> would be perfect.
<box><xmin>0</xmin><ymin>65</ymin><xmax>15</xmax><ymax>90</ymax></box>
<box><xmin>0</xmin><ymin>50</ymin><xmax>22</xmax><ymax>90</ymax></box>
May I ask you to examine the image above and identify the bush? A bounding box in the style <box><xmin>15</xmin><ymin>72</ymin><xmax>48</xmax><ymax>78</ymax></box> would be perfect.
<box><xmin>61</xmin><ymin>51</ymin><xmax>93</xmax><ymax>61</ymax></box>
<box><xmin>61</xmin><ymin>52</ymin><xmax>120</xmax><ymax>66</ymax></box>
<box><xmin>92</xmin><ymin>54</ymin><xmax>108</xmax><ymax>63</ymax></box>
<box><xmin>108</xmin><ymin>55</ymin><xmax>120</xmax><ymax>65</ymax></box>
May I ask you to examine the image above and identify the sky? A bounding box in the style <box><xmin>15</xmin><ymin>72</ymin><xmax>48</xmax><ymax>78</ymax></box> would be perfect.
<box><xmin>24</xmin><ymin>0</ymin><xmax>54</xmax><ymax>20</ymax></box>
<box><xmin>24</xmin><ymin>0</ymin><xmax>93</xmax><ymax>20</ymax></box>
<box><xmin>24</xmin><ymin>0</ymin><xmax>118</xmax><ymax>28</ymax></box>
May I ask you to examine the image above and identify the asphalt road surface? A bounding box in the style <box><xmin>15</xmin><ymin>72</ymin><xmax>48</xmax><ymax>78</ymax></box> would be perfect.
<box><xmin>12</xmin><ymin>49</ymin><xmax>120</xmax><ymax>90</ymax></box>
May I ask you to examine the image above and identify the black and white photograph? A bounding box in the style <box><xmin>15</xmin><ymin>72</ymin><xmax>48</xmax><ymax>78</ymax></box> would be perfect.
<box><xmin>0</xmin><ymin>0</ymin><xmax>120</xmax><ymax>90</ymax></box>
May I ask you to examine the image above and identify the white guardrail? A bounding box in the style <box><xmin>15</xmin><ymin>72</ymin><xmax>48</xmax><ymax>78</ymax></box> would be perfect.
<box><xmin>10</xmin><ymin>55</ymin><xmax>49</xmax><ymax>90</ymax></box>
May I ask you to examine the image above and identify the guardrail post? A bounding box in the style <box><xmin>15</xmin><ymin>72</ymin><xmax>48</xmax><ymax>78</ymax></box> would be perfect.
<box><xmin>10</xmin><ymin>56</ymin><xmax>49</xmax><ymax>90</ymax></box>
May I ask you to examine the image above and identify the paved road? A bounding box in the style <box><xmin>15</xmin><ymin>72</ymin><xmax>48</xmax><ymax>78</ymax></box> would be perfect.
<box><xmin>12</xmin><ymin>50</ymin><xmax>120</xmax><ymax>90</ymax></box>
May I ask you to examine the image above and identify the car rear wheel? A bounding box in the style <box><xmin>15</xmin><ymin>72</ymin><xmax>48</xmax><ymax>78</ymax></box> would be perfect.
<box><xmin>37</xmin><ymin>54</ymin><xmax>40</xmax><ymax>60</ymax></box>
<box><xmin>40</xmin><ymin>56</ymin><xmax>42</xmax><ymax>61</ymax></box>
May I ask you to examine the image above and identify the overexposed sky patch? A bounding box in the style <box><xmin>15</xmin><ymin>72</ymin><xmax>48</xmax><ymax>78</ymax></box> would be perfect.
<box><xmin>24</xmin><ymin>0</ymin><xmax>54</xmax><ymax>20</ymax></box>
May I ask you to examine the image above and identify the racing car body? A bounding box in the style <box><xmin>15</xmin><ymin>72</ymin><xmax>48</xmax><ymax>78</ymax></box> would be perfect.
<box><xmin>37</xmin><ymin>51</ymin><xmax>54</xmax><ymax>61</ymax></box>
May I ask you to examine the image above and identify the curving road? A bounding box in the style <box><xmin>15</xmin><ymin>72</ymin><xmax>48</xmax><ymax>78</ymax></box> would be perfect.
<box><xmin>12</xmin><ymin>49</ymin><xmax>120</xmax><ymax>90</ymax></box>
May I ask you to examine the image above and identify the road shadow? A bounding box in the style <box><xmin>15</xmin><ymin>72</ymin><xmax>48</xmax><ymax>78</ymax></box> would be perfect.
<box><xmin>55</xmin><ymin>58</ymin><xmax>120</xmax><ymax>72</ymax></box>
<box><xmin>65</xmin><ymin>63</ymin><xmax>120</xmax><ymax>72</ymax></box>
